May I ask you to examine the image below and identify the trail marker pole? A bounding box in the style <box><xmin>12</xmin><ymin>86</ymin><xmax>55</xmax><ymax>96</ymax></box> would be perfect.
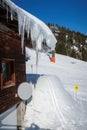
<box><xmin>74</xmin><ymin>85</ymin><xmax>79</xmax><ymax>100</ymax></box>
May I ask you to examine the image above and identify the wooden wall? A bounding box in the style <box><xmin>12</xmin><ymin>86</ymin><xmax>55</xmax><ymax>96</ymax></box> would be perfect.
<box><xmin>0</xmin><ymin>30</ymin><xmax>26</xmax><ymax>114</ymax></box>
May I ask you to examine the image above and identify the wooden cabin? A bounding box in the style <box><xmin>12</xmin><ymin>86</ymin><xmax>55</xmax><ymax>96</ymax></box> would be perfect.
<box><xmin>0</xmin><ymin>0</ymin><xmax>56</xmax><ymax>115</ymax></box>
<box><xmin>0</xmin><ymin>3</ymin><xmax>28</xmax><ymax>114</ymax></box>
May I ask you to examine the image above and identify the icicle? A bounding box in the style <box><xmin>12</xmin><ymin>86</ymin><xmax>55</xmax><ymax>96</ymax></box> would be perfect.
<box><xmin>6</xmin><ymin>4</ymin><xmax>8</xmax><ymax>22</ymax></box>
<box><xmin>17</xmin><ymin>12</ymin><xmax>22</xmax><ymax>36</ymax></box>
<box><xmin>36</xmin><ymin>48</ymin><xmax>39</xmax><ymax>74</ymax></box>
<box><xmin>26</xmin><ymin>21</ymin><xmax>30</xmax><ymax>39</ymax></box>
<box><xmin>21</xmin><ymin>16</ymin><xmax>26</xmax><ymax>54</ymax></box>
<box><xmin>1</xmin><ymin>0</ymin><xmax>57</xmax><ymax>53</ymax></box>
<box><xmin>25</xmin><ymin>19</ymin><xmax>31</xmax><ymax>40</ymax></box>
<box><xmin>35</xmin><ymin>39</ymin><xmax>39</xmax><ymax>73</ymax></box>
<box><xmin>10</xmin><ymin>9</ymin><xmax>13</xmax><ymax>21</ymax></box>
<box><xmin>0</xmin><ymin>0</ymin><xmax>1</xmax><ymax>4</ymax></box>
<box><xmin>17</xmin><ymin>11</ymin><xmax>26</xmax><ymax>53</ymax></box>
<box><xmin>2</xmin><ymin>0</ymin><xmax>5</xmax><ymax>8</ymax></box>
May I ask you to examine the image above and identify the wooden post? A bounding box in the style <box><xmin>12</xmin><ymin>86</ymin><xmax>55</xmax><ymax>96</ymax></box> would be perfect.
<box><xmin>17</xmin><ymin>101</ymin><xmax>26</xmax><ymax>130</ymax></box>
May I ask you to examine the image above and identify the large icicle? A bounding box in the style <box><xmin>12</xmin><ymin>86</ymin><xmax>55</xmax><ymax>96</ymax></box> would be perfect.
<box><xmin>1</xmin><ymin>0</ymin><xmax>57</xmax><ymax>53</ymax></box>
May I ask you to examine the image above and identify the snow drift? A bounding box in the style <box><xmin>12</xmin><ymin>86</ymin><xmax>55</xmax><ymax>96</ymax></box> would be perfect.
<box><xmin>23</xmin><ymin>75</ymin><xmax>81</xmax><ymax>130</ymax></box>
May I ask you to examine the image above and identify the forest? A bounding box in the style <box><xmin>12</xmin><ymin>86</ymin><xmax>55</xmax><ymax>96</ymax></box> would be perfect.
<box><xmin>47</xmin><ymin>23</ymin><xmax>87</xmax><ymax>61</ymax></box>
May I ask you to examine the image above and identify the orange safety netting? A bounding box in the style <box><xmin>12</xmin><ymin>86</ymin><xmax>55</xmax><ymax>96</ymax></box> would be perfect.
<box><xmin>50</xmin><ymin>56</ymin><xmax>55</xmax><ymax>62</ymax></box>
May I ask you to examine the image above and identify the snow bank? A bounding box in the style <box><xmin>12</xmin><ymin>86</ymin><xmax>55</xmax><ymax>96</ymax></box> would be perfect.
<box><xmin>1</xmin><ymin>0</ymin><xmax>57</xmax><ymax>52</ymax></box>
<box><xmin>0</xmin><ymin>104</ymin><xmax>17</xmax><ymax>130</ymax></box>
<box><xmin>23</xmin><ymin>75</ymin><xmax>81</xmax><ymax>130</ymax></box>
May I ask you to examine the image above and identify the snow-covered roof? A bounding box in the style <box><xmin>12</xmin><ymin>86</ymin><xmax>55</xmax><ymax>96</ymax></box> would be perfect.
<box><xmin>1</xmin><ymin>0</ymin><xmax>57</xmax><ymax>53</ymax></box>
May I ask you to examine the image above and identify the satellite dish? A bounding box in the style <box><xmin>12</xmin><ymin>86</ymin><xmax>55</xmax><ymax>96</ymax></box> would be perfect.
<box><xmin>18</xmin><ymin>82</ymin><xmax>32</xmax><ymax>100</ymax></box>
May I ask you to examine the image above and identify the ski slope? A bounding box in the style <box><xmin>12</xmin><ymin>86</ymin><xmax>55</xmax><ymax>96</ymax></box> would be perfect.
<box><xmin>23</xmin><ymin>48</ymin><xmax>87</xmax><ymax>130</ymax></box>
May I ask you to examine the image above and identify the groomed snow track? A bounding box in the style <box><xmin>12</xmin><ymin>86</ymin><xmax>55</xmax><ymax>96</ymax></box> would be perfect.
<box><xmin>23</xmin><ymin>75</ymin><xmax>82</xmax><ymax>130</ymax></box>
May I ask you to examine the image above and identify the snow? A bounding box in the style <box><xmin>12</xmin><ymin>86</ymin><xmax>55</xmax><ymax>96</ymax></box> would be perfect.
<box><xmin>71</xmin><ymin>45</ymin><xmax>78</xmax><ymax>51</ymax></box>
<box><xmin>0</xmin><ymin>104</ymin><xmax>17</xmax><ymax>130</ymax></box>
<box><xmin>1</xmin><ymin>0</ymin><xmax>56</xmax><ymax>52</ymax></box>
<box><xmin>1</xmin><ymin>0</ymin><xmax>87</xmax><ymax>129</ymax></box>
<box><xmin>23</xmin><ymin>48</ymin><xmax>87</xmax><ymax>130</ymax></box>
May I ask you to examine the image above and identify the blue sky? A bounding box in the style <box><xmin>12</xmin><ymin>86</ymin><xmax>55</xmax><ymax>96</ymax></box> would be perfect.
<box><xmin>11</xmin><ymin>0</ymin><xmax>87</xmax><ymax>35</ymax></box>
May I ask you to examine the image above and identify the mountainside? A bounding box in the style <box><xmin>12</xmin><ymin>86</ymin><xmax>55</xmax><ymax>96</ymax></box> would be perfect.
<box><xmin>47</xmin><ymin>23</ymin><xmax>87</xmax><ymax>62</ymax></box>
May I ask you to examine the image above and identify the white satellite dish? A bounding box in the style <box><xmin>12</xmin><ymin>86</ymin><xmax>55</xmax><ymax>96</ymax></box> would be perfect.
<box><xmin>18</xmin><ymin>82</ymin><xmax>32</xmax><ymax>100</ymax></box>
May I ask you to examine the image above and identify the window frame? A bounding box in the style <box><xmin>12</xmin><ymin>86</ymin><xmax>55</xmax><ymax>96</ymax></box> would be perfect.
<box><xmin>0</xmin><ymin>58</ymin><xmax>15</xmax><ymax>89</ymax></box>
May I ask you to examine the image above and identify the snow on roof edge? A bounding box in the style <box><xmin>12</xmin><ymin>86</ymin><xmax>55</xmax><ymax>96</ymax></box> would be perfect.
<box><xmin>1</xmin><ymin>0</ymin><xmax>57</xmax><ymax>53</ymax></box>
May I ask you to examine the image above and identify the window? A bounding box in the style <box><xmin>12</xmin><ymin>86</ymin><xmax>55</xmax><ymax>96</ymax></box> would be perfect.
<box><xmin>0</xmin><ymin>58</ymin><xmax>15</xmax><ymax>89</ymax></box>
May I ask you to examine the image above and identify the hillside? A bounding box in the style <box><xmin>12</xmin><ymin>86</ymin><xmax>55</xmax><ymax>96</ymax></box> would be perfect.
<box><xmin>47</xmin><ymin>23</ymin><xmax>87</xmax><ymax>62</ymax></box>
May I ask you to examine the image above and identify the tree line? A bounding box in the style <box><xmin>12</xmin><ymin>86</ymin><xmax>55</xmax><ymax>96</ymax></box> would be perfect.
<box><xmin>47</xmin><ymin>23</ymin><xmax>87</xmax><ymax>62</ymax></box>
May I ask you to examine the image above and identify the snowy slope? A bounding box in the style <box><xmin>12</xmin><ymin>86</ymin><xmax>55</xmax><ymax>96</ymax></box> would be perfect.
<box><xmin>26</xmin><ymin>48</ymin><xmax>87</xmax><ymax>98</ymax></box>
<box><xmin>24</xmin><ymin>48</ymin><xmax>87</xmax><ymax>130</ymax></box>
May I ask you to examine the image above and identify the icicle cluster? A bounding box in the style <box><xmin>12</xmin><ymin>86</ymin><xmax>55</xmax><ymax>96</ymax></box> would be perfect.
<box><xmin>1</xmin><ymin>0</ymin><xmax>57</xmax><ymax>53</ymax></box>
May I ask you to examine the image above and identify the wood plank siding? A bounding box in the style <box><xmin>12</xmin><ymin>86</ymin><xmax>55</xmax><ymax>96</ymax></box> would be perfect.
<box><xmin>0</xmin><ymin>3</ymin><xmax>26</xmax><ymax>114</ymax></box>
